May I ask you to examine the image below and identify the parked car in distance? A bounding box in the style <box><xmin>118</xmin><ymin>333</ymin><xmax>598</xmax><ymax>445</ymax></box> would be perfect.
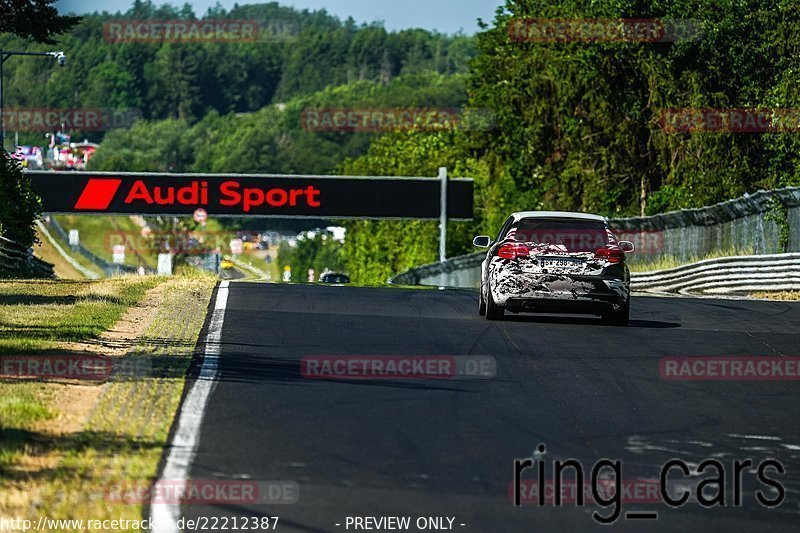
<box><xmin>474</xmin><ymin>211</ymin><xmax>634</xmax><ymax>325</ymax></box>
<box><xmin>320</xmin><ymin>272</ymin><xmax>350</xmax><ymax>284</ymax></box>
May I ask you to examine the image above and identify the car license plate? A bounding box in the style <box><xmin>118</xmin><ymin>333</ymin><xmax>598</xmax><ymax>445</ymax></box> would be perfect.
<box><xmin>540</xmin><ymin>257</ymin><xmax>582</xmax><ymax>269</ymax></box>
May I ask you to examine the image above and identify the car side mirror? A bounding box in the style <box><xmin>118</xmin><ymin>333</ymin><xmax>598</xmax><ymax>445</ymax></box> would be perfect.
<box><xmin>618</xmin><ymin>240</ymin><xmax>635</xmax><ymax>253</ymax></box>
<box><xmin>472</xmin><ymin>235</ymin><xmax>492</xmax><ymax>248</ymax></box>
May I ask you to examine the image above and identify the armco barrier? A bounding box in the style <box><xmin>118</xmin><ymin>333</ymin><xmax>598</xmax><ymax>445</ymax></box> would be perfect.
<box><xmin>630</xmin><ymin>253</ymin><xmax>800</xmax><ymax>294</ymax></box>
<box><xmin>390</xmin><ymin>252</ymin><xmax>800</xmax><ymax>295</ymax></box>
<box><xmin>390</xmin><ymin>252</ymin><xmax>483</xmax><ymax>287</ymax></box>
<box><xmin>0</xmin><ymin>235</ymin><xmax>54</xmax><ymax>278</ymax></box>
<box><xmin>612</xmin><ymin>187</ymin><xmax>800</xmax><ymax>230</ymax></box>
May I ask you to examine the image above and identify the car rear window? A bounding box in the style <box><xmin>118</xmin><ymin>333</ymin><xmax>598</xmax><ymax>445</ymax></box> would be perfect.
<box><xmin>508</xmin><ymin>218</ymin><xmax>613</xmax><ymax>252</ymax></box>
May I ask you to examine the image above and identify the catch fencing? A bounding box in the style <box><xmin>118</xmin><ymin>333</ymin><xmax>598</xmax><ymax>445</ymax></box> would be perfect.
<box><xmin>614</xmin><ymin>186</ymin><xmax>800</xmax><ymax>266</ymax></box>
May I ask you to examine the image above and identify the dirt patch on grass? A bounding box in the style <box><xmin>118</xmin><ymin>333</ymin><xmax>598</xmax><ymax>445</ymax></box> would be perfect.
<box><xmin>0</xmin><ymin>280</ymin><xmax>168</xmax><ymax>518</ymax></box>
<box><xmin>42</xmin><ymin>282</ymin><xmax>166</xmax><ymax>434</ymax></box>
<box><xmin>1</xmin><ymin>276</ymin><xmax>217</xmax><ymax>529</ymax></box>
<box><xmin>59</xmin><ymin>283</ymin><xmax>165</xmax><ymax>359</ymax></box>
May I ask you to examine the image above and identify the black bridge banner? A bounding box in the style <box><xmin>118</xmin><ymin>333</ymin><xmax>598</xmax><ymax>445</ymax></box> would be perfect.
<box><xmin>27</xmin><ymin>171</ymin><xmax>474</xmax><ymax>219</ymax></box>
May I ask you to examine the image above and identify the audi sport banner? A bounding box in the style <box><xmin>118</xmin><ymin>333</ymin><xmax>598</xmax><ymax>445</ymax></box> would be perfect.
<box><xmin>27</xmin><ymin>171</ymin><xmax>474</xmax><ymax>219</ymax></box>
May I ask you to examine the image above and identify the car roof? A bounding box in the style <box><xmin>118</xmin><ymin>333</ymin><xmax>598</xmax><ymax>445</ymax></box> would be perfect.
<box><xmin>510</xmin><ymin>211</ymin><xmax>608</xmax><ymax>223</ymax></box>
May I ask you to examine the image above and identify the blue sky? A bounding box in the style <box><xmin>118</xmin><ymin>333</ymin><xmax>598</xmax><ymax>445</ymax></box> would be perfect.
<box><xmin>55</xmin><ymin>0</ymin><xmax>502</xmax><ymax>34</ymax></box>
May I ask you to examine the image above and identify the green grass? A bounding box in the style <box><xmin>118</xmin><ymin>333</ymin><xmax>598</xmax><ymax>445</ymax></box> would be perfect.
<box><xmin>0</xmin><ymin>277</ymin><xmax>161</xmax><ymax>353</ymax></box>
<box><xmin>41</xmin><ymin>222</ymin><xmax>105</xmax><ymax>278</ymax></box>
<box><xmin>0</xmin><ymin>275</ymin><xmax>216</xmax><ymax>528</ymax></box>
<box><xmin>38</xmin><ymin>277</ymin><xmax>215</xmax><ymax>528</ymax></box>
<box><xmin>0</xmin><ymin>394</ymin><xmax>53</xmax><ymax>424</ymax></box>
<box><xmin>0</xmin><ymin>279</ymin><xmax>164</xmax><ymax>475</ymax></box>
<box><xmin>55</xmin><ymin>215</ymin><xmax>156</xmax><ymax>269</ymax></box>
<box><xmin>228</xmin><ymin>253</ymin><xmax>276</xmax><ymax>279</ymax></box>
<box><xmin>0</xmin><ymin>387</ymin><xmax>55</xmax><ymax>471</ymax></box>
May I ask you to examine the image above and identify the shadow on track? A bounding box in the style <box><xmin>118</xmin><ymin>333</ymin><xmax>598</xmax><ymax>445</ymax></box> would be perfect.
<box><xmin>498</xmin><ymin>314</ymin><xmax>680</xmax><ymax>328</ymax></box>
<box><xmin>201</xmin><ymin>352</ymin><xmax>480</xmax><ymax>391</ymax></box>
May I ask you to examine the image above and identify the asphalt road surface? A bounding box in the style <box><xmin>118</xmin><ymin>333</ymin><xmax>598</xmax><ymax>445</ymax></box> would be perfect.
<box><xmin>179</xmin><ymin>282</ymin><xmax>800</xmax><ymax>532</ymax></box>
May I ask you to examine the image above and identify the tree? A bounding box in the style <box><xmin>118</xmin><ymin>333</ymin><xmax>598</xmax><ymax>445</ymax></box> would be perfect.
<box><xmin>466</xmin><ymin>0</ymin><xmax>800</xmax><ymax>216</ymax></box>
<box><xmin>0</xmin><ymin>0</ymin><xmax>80</xmax><ymax>43</ymax></box>
<box><xmin>277</xmin><ymin>230</ymin><xmax>344</xmax><ymax>281</ymax></box>
<box><xmin>0</xmin><ymin>152</ymin><xmax>41</xmax><ymax>246</ymax></box>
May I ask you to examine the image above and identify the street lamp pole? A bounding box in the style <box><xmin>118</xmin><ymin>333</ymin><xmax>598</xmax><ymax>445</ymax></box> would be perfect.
<box><xmin>0</xmin><ymin>50</ymin><xmax>66</xmax><ymax>152</ymax></box>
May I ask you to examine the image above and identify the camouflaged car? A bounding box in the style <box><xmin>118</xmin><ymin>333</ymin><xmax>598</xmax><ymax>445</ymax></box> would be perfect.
<box><xmin>473</xmin><ymin>211</ymin><xmax>634</xmax><ymax>325</ymax></box>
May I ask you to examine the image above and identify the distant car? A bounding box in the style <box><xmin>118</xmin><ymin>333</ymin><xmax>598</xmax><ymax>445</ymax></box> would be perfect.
<box><xmin>319</xmin><ymin>272</ymin><xmax>350</xmax><ymax>284</ymax></box>
<box><xmin>473</xmin><ymin>211</ymin><xmax>634</xmax><ymax>325</ymax></box>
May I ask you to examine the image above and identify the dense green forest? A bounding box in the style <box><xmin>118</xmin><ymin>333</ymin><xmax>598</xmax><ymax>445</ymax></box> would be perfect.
<box><xmin>88</xmin><ymin>71</ymin><xmax>470</xmax><ymax>174</ymax></box>
<box><xmin>0</xmin><ymin>0</ymin><xmax>474</xmax><ymax>147</ymax></box>
<box><xmin>336</xmin><ymin>0</ymin><xmax>800</xmax><ymax>283</ymax></box>
<box><xmin>4</xmin><ymin>0</ymin><xmax>800</xmax><ymax>284</ymax></box>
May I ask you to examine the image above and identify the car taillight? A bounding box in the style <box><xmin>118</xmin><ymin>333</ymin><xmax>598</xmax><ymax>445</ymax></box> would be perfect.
<box><xmin>595</xmin><ymin>247</ymin><xmax>625</xmax><ymax>264</ymax></box>
<box><xmin>497</xmin><ymin>243</ymin><xmax>529</xmax><ymax>259</ymax></box>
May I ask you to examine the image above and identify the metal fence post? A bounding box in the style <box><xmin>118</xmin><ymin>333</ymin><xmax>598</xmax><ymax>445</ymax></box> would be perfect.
<box><xmin>439</xmin><ymin>166</ymin><xmax>447</xmax><ymax>263</ymax></box>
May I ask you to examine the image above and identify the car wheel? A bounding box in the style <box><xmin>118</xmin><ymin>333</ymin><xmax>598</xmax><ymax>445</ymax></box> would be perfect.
<box><xmin>485</xmin><ymin>285</ymin><xmax>504</xmax><ymax>321</ymax></box>
<box><xmin>604</xmin><ymin>300</ymin><xmax>630</xmax><ymax>326</ymax></box>
<box><xmin>479</xmin><ymin>284</ymin><xmax>487</xmax><ymax>316</ymax></box>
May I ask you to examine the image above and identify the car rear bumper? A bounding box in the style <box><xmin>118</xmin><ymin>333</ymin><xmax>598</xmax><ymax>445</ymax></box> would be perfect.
<box><xmin>490</xmin><ymin>273</ymin><xmax>629</xmax><ymax>312</ymax></box>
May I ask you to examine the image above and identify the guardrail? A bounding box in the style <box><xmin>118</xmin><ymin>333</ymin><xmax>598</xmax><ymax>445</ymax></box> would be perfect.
<box><xmin>630</xmin><ymin>253</ymin><xmax>800</xmax><ymax>295</ymax></box>
<box><xmin>390</xmin><ymin>252</ymin><xmax>483</xmax><ymax>287</ymax></box>
<box><xmin>390</xmin><ymin>252</ymin><xmax>800</xmax><ymax>296</ymax></box>
<box><xmin>0</xmin><ymin>235</ymin><xmax>54</xmax><ymax>278</ymax></box>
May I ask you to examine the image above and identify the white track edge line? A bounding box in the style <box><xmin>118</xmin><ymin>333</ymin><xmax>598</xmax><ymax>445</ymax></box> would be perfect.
<box><xmin>150</xmin><ymin>280</ymin><xmax>229</xmax><ymax>533</ymax></box>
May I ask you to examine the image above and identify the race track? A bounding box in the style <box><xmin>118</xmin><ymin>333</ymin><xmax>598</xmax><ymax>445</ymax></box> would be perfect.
<box><xmin>173</xmin><ymin>282</ymin><xmax>800</xmax><ymax>532</ymax></box>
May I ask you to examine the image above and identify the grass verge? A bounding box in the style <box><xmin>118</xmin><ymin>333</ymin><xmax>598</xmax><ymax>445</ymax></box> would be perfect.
<box><xmin>40</xmin><ymin>221</ymin><xmax>106</xmax><ymax>278</ymax></box>
<box><xmin>54</xmin><ymin>215</ymin><xmax>155</xmax><ymax>269</ymax></box>
<box><xmin>33</xmin><ymin>228</ymin><xmax>85</xmax><ymax>280</ymax></box>
<box><xmin>750</xmin><ymin>291</ymin><xmax>800</xmax><ymax>301</ymax></box>
<box><xmin>0</xmin><ymin>275</ymin><xmax>216</xmax><ymax>531</ymax></box>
